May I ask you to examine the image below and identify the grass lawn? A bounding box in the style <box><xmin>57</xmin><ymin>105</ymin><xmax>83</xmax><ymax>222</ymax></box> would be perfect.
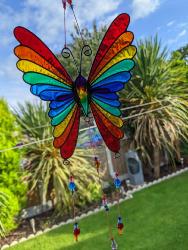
<box><xmin>10</xmin><ymin>172</ymin><xmax>188</xmax><ymax>250</ymax></box>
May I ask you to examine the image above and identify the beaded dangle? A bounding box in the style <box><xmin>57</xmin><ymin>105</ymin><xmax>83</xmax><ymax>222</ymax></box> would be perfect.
<box><xmin>86</xmin><ymin>120</ymin><xmax>116</xmax><ymax>248</ymax></box>
<box><xmin>73</xmin><ymin>222</ymin><xmax>80</xmax><ymax>242</ymax></box>
<box><xmin>94</xmin><ymin>156</ymin><xmax>100</xmax><ymax>174</ymax></box>
<box><xmin>111</xmin><ymin>238</ymin><xmax>118</xmax><ymax>250</ymax></box>
<box><xmin>114</xmin><ymin>172</ymin><xmax>124</xmax><ymax>235</ymax></box>
<box><xmin>68</xmin><ymin>176</ymin><xmax>80</xmax><ymax>241</ymax></box>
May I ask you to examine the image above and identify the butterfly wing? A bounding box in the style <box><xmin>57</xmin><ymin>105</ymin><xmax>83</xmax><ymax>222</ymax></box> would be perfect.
<box><xmin>14</xmin><ymin>26</ymin><xmax>80</xmax><ymax>159</ymax></box>
<box><xmin>88</xmin><ymin>14</ymin><xmax>136</xmax><ymax>153</ymax></box>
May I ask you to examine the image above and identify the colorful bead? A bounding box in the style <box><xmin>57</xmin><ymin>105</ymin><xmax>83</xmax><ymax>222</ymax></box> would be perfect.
<box><xmin>69</xmin><ymin>176</ymin><xmax>76</xmax><ymax>192</ymax></box>
<box><xmin>114</xmin><ymin>172</ymin><xmax>121</xmax><ymax>189</ymax></box>
<box><xmin>117</xmin><ymin>216</ymin><xmax>124</xmax><ymax>235</ymax></box>
<box><xmin>73</xmin><ymin>222</ymin><xmax>80</xmax><ymax>242</ymax></box>
<box><xmin>94</xmin><ymin>156</ymin><xmax>100</xmax><ymax>173</ymax></box>
<box><xmin>111</xmin><ymin>238</ymin><xmax>118</xmax><ymax>250</ymax></box>
<box><xmin>102</xmin><ymin>195</ymin><xmax>109</xmax><ymax>212</ymax></box>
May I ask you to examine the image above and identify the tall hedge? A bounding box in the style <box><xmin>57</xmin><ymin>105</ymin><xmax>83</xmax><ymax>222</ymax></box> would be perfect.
<box><xmin>0</xmin><ymin>188</ymin><xmax>20</xmax><ymax>236</ymax></box>
<box><xmin>0</xmin><ymin>99</ymin><xmax>27</xmax><ymax>205</ymax></box>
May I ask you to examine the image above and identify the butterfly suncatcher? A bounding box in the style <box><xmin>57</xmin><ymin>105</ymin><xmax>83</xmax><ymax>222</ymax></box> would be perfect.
<box><xmin>13</xmin><ymin>13</ymin><xmax>136</xmax><ymax>161</ymax></box>
<box><xmin>14</xmin><ymin>6</ymin><xmax>137</xmax><ymax>245</ymax></box>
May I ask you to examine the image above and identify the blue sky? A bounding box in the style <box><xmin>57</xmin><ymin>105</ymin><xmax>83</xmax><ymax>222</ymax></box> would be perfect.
<box><xmin>0</xmin><ymin>0</ymin><xmax>187</xmax><ymax>107</ymax></box>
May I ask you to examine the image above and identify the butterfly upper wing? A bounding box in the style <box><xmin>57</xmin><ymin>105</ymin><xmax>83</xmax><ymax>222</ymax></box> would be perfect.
<box><xmin>14</xmin><ymin>26</ymin><xmax>80</xmax><ymax>159</ymax></box>
<box><xmin>88</xmin><ymin>14</ymin><xmax>136</xmax><ymax>153</ymax></box>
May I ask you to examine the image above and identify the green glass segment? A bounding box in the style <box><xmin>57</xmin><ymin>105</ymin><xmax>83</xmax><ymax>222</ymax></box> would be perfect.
<box><xmin>23</xmin><ymin>72</ymin><xmax>71</xmax><ymax>89</ymax></box>
<box><xmin>93</xmin><ymin>98</ymin><xmax>121</xmax><ymax>117</ymax></box>
<box><xmin>51</xmin><ymin>102</ymin><xmax>75</xmax><ymax>126</ymax></box>
<box><xmin>80</xmin><ymin>96</ymin><xmax>89</xmax><ymax>116</ymax></box>
<box><xmin>93</xmin><ymin>59</ymin><xmax>134</xmax><ymax>85</ymax></box>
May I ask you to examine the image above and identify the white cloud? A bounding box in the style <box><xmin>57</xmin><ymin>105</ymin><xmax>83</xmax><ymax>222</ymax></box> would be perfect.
<box><xmin>0</xmin><ymin>0</ymin><xmax>123</xmax><ymax>50</ymax></box>
<box><xmin>12</xmin><ymin>0</ymin><xmax>123</xmax><ymax>49</ymax></box>
<box><xmin>132</xmin><ymin>0</ymin><xmax>160</xmax><ymax>20</ymax></box>
<box><xmin>167</xmin><ymin>20</ymin><xmax>175</xmax><ymax>27</ymax></box>
<box><xmin>167</xmin><ymin>29</ymin><xmax>187</xmax><ymax>45</ymax></box>
<box><xmin>179</xmin><ymin>29</ymin><xmax>187</xmax><ymax>37</ymax></box>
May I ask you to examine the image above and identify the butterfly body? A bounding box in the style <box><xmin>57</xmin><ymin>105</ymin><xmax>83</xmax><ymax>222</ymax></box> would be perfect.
<box><xmin>14</xmin><ymin>13</ymin><xmax>136</xmax><ymax>160</ymax></box>
<box><xmin>74</xmin><ymin>74</ymin><xmax>89</xmax><ymax>116</ymax></box>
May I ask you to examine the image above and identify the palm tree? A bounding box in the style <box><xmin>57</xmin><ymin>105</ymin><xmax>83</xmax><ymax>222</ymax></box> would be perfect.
<box><xmin>15</xmin><ymin>102</ymin><xmax>101</xmax><ymax>212</ymax></box>
<box><xmin>122</xmin><ymin>36</ymin><xmax>188</xmax><ymax>178</ymax></box>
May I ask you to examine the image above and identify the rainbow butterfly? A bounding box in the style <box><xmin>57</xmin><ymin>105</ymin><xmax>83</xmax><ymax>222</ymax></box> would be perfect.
<box><xmin>14</xmin><ymin>13</ymin><xmax>136</xmax><ymax>160</ymax></box>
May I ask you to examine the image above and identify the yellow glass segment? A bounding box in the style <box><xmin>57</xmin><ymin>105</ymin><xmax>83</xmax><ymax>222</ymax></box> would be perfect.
<box><xmin>53</xmin><ymin>105</ymin><xmax>77</xmax><ymax>138</ymax></box>
<box><xmin>93</xmin><ymin>102</ymin><xmax>123</xmax><ymax>128</ymax></box>
<box><xmin>15</xmin><ymin>46</ymin><xmax>72</xmax><ymax>85</ymax></box>
<box><xmin>17</xmin><ymin>60</ymin><xmax>67</xmax><ymax>84</ymax></box>
<box><xmin>90</xmin><ymin>31</ymin><xmax>133</xmax><ymax>83</ymax></box>
<box><xmin>92</xmin><ymin>45</ymin><xmax>136</xmax><ymax>84</ymax></box>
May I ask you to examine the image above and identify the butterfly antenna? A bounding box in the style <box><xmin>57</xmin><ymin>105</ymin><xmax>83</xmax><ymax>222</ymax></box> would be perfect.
<box><xmin>80</xmin><ymin>44</ymin><xmax>92</xmax><ymax>74</ymax></box>
<box><xmin>61</xmin><ymin>47</ymin><xmax>79</xmax><ymax>74</ymax></box>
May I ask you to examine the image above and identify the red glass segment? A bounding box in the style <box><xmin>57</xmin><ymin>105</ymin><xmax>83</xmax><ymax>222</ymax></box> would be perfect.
<box><xmin>14</xmin><ymin>27</ymin><xmax>73</xmax><ymax>84</ymax></box>
<box><xmin>60</xmin><ymin>107</ymin><xmax>81</xmax><ymax>159</ymax></box>
<box><xmin>88</xmin><ymin>13</ymin><xmax>130</xmax><ymax>82</ymax></box>
<box><xmin>91</xmin><ymin>104</ymin><xmax>120</xmax><ymax>152</ymax></box>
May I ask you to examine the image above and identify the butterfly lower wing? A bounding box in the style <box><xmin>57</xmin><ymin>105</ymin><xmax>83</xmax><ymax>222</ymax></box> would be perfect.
<box><xmin>30</xmin><ymin>81</ymin><xmax>80</xmax><ymax>159</ymax></box>
<box><xmin>88</xmin><ymin>14</ymin><xmax>136</xmax><ymax>153</ymax></box>
<box><xmin>54</xmin><ymin>105</ymin><xmax>81</xmax><ymax>159</ymax></box>
<box><xmin>14</xmin><ymin>27</ymin><xmax>80</xmax><ymax>159</ymax></box>
<box><xmin>90</xmin><ymin>102</ymin><xmax>123</xmax><ymax>152</ymax></box>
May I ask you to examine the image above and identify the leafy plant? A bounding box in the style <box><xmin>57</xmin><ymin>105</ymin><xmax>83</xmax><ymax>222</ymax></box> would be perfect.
<box><xmin>0</xmin><ymin>99</ymin><xmax>27</xmax><ymax>206</ymax></box>
<box><xmin>0</xmin><ymin>188</ymin><xmax>20</xmax><ymax>237</ymax></box>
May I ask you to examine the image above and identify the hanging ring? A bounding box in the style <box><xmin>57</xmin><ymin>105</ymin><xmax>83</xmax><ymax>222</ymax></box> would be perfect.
<box><xmin>84</xmin><ymin>116</ymin><xmax>91</xmax><ymax>123</ymax></box>
<box><xmin>82</xmin><ymin>44</ymin><xmax>92</xmax><ymax>57</ymax></box>
<box><xmin>63</xmin><ymin>159</ymin><xmax>71</xmax><ymax>166</ymax></box>
<box><xmin>114</xmin><ymin>152</ymin><xmax>121</xmax><ymax>159</ymax></box>
<box><xmin>61</xmin><ymin>47</ymin><xmax>71</xmax><ymax>58</ymax></box>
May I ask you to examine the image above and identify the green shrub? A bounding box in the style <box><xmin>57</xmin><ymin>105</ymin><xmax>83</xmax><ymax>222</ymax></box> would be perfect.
<box><xmin>0</xmin><ymin>188</ymin><xmax>20</xmax><ymax>237</ymax></box>
<box><xmin>0</xmin><ymin>99</ymin><xmax>27</xmax><ymax>206</ymax></box>
<box><xmin>87</xmin><ymin>182</ymin><xmax>101</xmax><ymax>202</ymax></box>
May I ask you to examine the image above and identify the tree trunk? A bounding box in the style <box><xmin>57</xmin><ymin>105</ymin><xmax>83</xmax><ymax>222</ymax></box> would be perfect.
<box><xmin>153</xmin><ymin>147</ymin><xmax>160</xmax><ymax>179</ymax></box>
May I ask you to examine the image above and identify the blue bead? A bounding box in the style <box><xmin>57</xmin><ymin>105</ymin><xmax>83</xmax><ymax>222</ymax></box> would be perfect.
<box><xmin>69</xmin><ymin>182</ymin><xmax>76</xmax><ymax>191</ymax></box>
<box><xmin>118</xmin><ymin>217</ymin><xmax>122</xmax><ymax>223</ymax></box>
<box><xmin>114</xmin><ymin>178</ymin><xmax>121</xmax><ymax>188</ymax></box>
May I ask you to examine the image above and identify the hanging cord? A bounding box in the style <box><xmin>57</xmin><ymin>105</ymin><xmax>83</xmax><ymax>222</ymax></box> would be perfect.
<box><xmin>69</xmin><ymin>3</ymin><xmax>85</xmax><ymax>45</ymax></box>
<box><xmin>62</xmin><ymin>0</ymin><xmax>67</xmax><ymax>48</ymax></box>
<box><xmin>64</xmin><ymin>7</ymin><xmax>67</xmax><ymax>48</ymax></box>
<box><xmin>86</xmin><ymin>117</ymin><xmax>114</xmax><ymax>242</ymax></box>
<box><xmin>0</xmin><ymin>105</ymin><xmax>171</xmax><ymax>153</ymax></box>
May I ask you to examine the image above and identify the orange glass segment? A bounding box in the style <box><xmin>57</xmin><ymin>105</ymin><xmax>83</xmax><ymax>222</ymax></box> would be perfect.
<box><xmin>53</xmin><ymin>106</ymin><xmax>78</xmax><ymax>148</ymax></box>
<box><xmin>91</xmin><ymin>103</ymin><xmax>124</xmax><ymax>139</ymax></box>
<box><xmin>90</xmin><ymin>32</ymin><xmax>133</xmax><ymax>83</ymax></box>
<box><xmin>15</xmin><ymin>46</ymin><xmax>72</xmax><ymax>85</ymax></box>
